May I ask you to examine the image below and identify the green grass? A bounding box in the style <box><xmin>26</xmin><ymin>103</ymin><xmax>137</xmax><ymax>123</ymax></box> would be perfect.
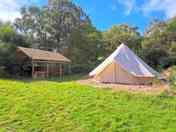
<box><xmin>0</xmin><ymin>78</ymin><xmax>176</xmax><ymax>131</ymax></box>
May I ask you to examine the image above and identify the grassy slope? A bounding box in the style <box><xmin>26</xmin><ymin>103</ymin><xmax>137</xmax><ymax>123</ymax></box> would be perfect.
<box><xmin>0</xmin><ymin>79</ymin><xmax>176</xmax><ymax>132</ymax></box>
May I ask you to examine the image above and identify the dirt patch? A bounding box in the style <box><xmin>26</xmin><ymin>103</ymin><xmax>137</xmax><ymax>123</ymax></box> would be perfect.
<box><xmin>78</xmin><ymin>78</ymin><xmax>169</xmax><ymax>94</ymax></box>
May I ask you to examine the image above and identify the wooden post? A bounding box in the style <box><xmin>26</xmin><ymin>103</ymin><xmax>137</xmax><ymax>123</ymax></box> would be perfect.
<box><xmin>32</xmin><ymin>61</ymin><xmax>34</xmax><ymax>79</ymax></box>
<box><xmin>59</xmin><ymin>64</ymin><xmax>62</xmax><ymax>80</ymax></box>
<box><xmin>57</xmin><ymin>63</ymin><xmax>59</xmax><ymax>77</ymax></box>
<box><xmin>68</xmin><ymin>64</ymin><xmax>71</xmax><ymax>74</ymax></box>
<box><xmin>46</xmin><ymin>63</ymin><xmax>49</xmax><ymax>78</ymax></box>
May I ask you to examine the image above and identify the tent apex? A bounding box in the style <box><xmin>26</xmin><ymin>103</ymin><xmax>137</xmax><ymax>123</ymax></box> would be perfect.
<box><xmin>117</xmin><ymin>43</ymin><xmax>127</xmax><ymax>49</ymax></box>
<box><xmin>120</xmin><ymin>43</ymin><xmax>126</xmax><ymax>46</ymax></box>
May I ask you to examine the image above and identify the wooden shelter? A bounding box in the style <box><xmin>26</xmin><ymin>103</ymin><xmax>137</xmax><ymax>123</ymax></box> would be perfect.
<box><xmin>16</xmin><ymin>47</ymin><xmax>71</xmax><ymax>78</ymax></box>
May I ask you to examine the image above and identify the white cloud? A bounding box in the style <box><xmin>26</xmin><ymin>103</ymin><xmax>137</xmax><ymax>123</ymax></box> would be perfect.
<box><xmin>0</xmin><ymin>0</ymin><xmax>40</xmax><ymax>22</ymax></box>
<box><xmin>142</xmin><ymin>0</ymin><xmax>176</xmax><ymax>18</ymax></box>
<box><xmin>118</xmin><ymin>0</ymin><xmax>136</xmax><ymax>15</ymax></box>
<box><xmin>0</xmin><ymin>0</ymin><xmax>22</xmax><ymax>22</ymax></box>
<box><xmin>0</xmin><ymin>11</ymin><xmax>21</xmax><ymax>22</ymax></box>
<box><xmin>111</xmin><ymin>4</ymin><xmax>118</xmax><ymax>11</ymax></box>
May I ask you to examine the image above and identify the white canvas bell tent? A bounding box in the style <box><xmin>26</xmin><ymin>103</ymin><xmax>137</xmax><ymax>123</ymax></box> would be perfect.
<box><xmin>89</xmin><ymin>43</ymin><xmax>158</xmax><ymax>85</ymax></box>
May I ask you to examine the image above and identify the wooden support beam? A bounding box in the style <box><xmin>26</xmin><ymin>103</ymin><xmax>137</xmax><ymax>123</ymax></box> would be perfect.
<box><xmin>68</xmin><ymin>64</ymin><xmax>71</xmax><ymax>74</ymax></box>
<box><xmin>32</xmin><ymin>60</ymin><xmax>68</xmax><ymax>64</ymax></box>
<box><xmin>32</xmin><ymin>61</ymin><xmax>34</xmax><ymax>79</ymax></box>
<box><xmin>31</xmin><ymin>60</ymin><xmax>70</xmax><ymax>79</ymax></box>
<box><xmin>59</xmin><ymin>64</ymin><xmax>62</xmax><ymax>80</ymax></box>
<box><xmin>46</xmin><ymin>63</ymin><xmax>49</xmax><ymax>78</ymax></box>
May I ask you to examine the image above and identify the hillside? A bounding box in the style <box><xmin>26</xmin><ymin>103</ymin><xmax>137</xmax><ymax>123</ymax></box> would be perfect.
<box><xmin>0</xmin><ymin>79</ymin><xmax>176</xmax><ymax>131</ymax></box>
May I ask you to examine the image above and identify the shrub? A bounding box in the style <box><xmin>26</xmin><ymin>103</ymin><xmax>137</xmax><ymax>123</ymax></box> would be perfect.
<box><xmin>0</xmin><ymin>66</ymin><xmax>10</xmax><ymax>78</ymax></box>
<box><xmin>168</xmin><ymin>66</ymin><xmax>176</xmax><ymax>92</ymax></box>
<box><xmin>160</xmin><ymin>56</ymin><xmax>176</xmax><ymax>69</ymax></box>
<box><xmin>159</xmin><ymin>90</ymin><xmax>175</xmax><ymax>99</ymax></box>
<box><xmin>152</xmin><ymin>78</ymin><xmax>162</xmax><ymax>85</ymax></box>
<box><xmin>142</xmin><ymin>47</ymin><xmax>169</xmax><ymax>69</ymax></box>
<box><xmin>169</xmin><ymin>66</ymin><xmax>176</xmax><ymax>84</ymax></box>
<box><xmin>71</xmin><ymin>63</ymin><xmax>96</xmax><ymax>74</ymax></box>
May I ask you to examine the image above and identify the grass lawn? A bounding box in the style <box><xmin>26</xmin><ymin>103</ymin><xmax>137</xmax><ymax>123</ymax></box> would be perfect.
<box><xmin>0</xmin><ymin>78</ymin><xmax>176</xmax><ymax>131</ymax></box>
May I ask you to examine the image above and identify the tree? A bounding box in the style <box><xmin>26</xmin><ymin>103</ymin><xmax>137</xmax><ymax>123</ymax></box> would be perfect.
<box><xmin>0</xmin><ymin>21</ymin><xmax>29</xmax><ymax>76</ymax></box>
<box><xmin>0</xmin><ymin>23</ymin><xmax>15</xmax><ymax>42</ymax></box>
<box><xmin>15</xmin><ymin>0</ymin><xmax>90</xmax><ymax>54</ymax></box>
<box><xmin>69</xmin><ymin>23</ymin><xmax>106</xmax><ymax>72</ymax></box>
<box><xmin>103</xmin><ymin>24</ymin><xmax>142</xmax><ymax>54</ymax></box>
<box><xmin>142</xmin><ymin>17</ymin><xmax>176</xmax><ymax>69</ymax></box>
<box><xmin>14</xmin><ymin>0</ymin><xmax>104</xmax><ymax>73</ymax></box>
<box><xmin>144</xmin><ymin>19</ymin><xmax>166</xmax><ymax>37</ymax></box>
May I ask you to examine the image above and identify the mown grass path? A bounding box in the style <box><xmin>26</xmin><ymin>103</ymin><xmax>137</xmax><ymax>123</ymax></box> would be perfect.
<box><xmin>0</xmin><ymin>79</ymin><xmax>176</xmax><ymax>131</ymax></box>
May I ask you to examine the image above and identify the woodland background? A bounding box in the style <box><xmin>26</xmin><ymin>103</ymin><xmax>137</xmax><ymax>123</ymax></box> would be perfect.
<box><xmin>0</xmin><ymin>0</ymin><xmax>176</xmax><ymax>77</ymax></box>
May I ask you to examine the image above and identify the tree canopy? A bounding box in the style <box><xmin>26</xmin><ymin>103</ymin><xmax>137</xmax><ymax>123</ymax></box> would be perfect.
<box><xmin>103</xmin><ymin>24</ymin><xmax>142</xmax><ymax>54</ymax></box>
<box><xmin>142</xmin><ymin>17</ymin><xmax>176</xmax><ymax>69</ymax></box>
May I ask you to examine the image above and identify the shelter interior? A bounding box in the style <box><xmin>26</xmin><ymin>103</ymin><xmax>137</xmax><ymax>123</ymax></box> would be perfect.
<box><xmin>16</xmin><ymin>47</ymin><xmax>71</xmax><ymax>79</ymax></box>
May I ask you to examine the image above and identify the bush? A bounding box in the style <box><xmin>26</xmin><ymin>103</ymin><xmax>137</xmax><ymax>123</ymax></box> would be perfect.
<box><xmin>71</xmin><ymin>63</ymin><xmax>96</xmax><ymax>74</ymax></box>
<box><xmin>142</xmin><ymin>47</ymin><xmax>169</xmax><ymax>69</ymax></box>
<box><xmin>0</xmin><ymin>67</ymin><xmax>10</xmax><ymax>78</ymax></box>
<box><xmin>159</xmin><ymin>90</ymin><xmax>175</xmax><ymax>99</ymax></box>
<box><xmin>152</xmin><ymin>78</ymin><xmax>162</xmax><ymax>85</ymax></box>
<box><xmin>160</xmin><ymin>56</ymin><xmax>176</xmax><ymax>69</ymax></box>
<box><xmin>168</xmin><ymin>66</ymin><xmax>176</xmax><ymax>92</ymax></box>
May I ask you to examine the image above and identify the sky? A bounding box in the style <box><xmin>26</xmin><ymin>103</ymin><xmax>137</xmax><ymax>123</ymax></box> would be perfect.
<box><xmin>0</xmin><ymin>0</ymin><xmax>176</xmax><ymax>33</ymax></box>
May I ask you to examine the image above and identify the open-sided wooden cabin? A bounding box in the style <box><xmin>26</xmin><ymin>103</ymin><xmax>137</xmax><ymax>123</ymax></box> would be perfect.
<box><xmin>16</xmin><ymin>47</ymin><xmax>71</xmax><ymax>79</ymax></box>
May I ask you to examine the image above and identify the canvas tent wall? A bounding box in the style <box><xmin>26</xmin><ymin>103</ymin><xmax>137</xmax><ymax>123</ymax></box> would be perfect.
<box><xmin>89</xmin><ymin>43</ymin><xmax>158</xmax><ymax>85</ymax></box>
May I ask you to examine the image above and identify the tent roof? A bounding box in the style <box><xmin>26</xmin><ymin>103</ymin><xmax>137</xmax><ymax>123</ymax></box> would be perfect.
<box><xmin>89</xmin><ymin>43</ymin><xmax>158</xmax><ymax>77</ymax></box>
<box><xmin>17</xmin><ymin>47</ymin><xmax>71</xmax><ymax>63</ymax></box>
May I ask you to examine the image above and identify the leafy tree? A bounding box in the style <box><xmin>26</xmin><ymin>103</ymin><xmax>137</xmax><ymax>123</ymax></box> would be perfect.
<box><xmin>0</xmin><ymin>23</ymin><xmax>15</xmax><ymax>42</ymax></box>
<box><xmin>14</xmin><ymin>0</ymin><xmax>103</xmax><ymax>73</ymax></box>
<box><xmin>144</xmin><ymin>19</ymin><xmax>166</xmax><ymax>37</ymax></box>
<box><xmin>142</xmin><ymin>18</ymin><xmax>176</xmax><ymax>69</ymax></box>
<box><xmin>15</xmin><ymin>0</ymin><xmax>90</xmax><ymax>54</ymax></box>
<box><xmin>103</xmin><ymin>24</ymin><xmax>142</xmax><ymax>54</ymax></box>
<box><xmin>69</xmin><ymin>23</ymin><xmax>106</xmax><ymax>72</ymax></box>
<box><xmin>0</xmin><ymin>22</ymin><xmax>29</xmax><ymax>76</ymax></box>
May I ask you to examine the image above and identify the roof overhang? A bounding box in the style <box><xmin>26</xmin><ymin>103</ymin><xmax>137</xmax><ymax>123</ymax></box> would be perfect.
<box><xmin>17</xmin><ymin>47</ymin><xmax>71</xmax><ymax>63</ymax></box>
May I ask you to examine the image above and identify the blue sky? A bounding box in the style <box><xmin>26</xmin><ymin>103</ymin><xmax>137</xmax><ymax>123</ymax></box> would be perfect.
<box><xmin>73</xmin><ymin>0</ymin><xmax>173</xmax><ymax>32</ymax></box>
<box><xmin>0</xmin><ymin>0</ymin><xmax>176</xmax><ymax>33</ymax></box>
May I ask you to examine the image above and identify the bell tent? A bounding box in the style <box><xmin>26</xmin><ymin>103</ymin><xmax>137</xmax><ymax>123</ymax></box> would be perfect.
<box><xmin>89</xmin><ymin>43</ymin><xmax>158</xmax><ymax>85</ymax></box>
